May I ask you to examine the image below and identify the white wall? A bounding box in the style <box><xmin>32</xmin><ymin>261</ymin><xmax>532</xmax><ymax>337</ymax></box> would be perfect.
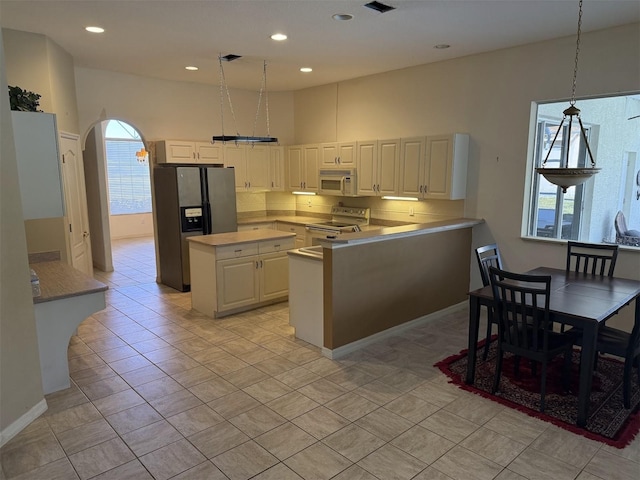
<box><xmin>109</xmin><ymin>213</ymin><xmax>154</xmax><ymax>240</ymax></box>
<box><xmin>74</xmin><ymin>67</ymin><xmax>295</xmax><ymax>148</ymax></box>
<box><xmin>294</xmin><ymin>23</ymin><xmax>640</xmax><ymax>329</ymax></box>
<box><xmin>0</xmin><ymin>33</ymin><xmax>46</xmax><ymax>446</ymax></box>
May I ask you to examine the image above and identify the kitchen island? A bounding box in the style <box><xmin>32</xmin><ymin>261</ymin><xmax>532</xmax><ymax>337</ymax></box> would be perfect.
<box><xmin>290</xmin><ymin>218</ymin><xmax>483</xmax><ymax>358</ymax></box>
<box><xmin>188</xmin><ymin>230</ymin><xmax>296</xmax><ymax>318</ymax></box>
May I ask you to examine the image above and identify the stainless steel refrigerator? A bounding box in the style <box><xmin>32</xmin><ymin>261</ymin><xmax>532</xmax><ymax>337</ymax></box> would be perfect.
<box><xmin>154</xmin><ymin>164</ymin><xmax>237</xmax><ymax>291</ymax></box>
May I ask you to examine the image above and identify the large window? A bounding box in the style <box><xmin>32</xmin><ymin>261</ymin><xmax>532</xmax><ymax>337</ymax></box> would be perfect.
<box><xmin>526</xmin><ymin>94</ymin><xmax>640</xmax><ymax>246</ymax></box>
<box><xmin>105</xmin><ymin>120</ymin><xmax>151</xmax><ymax>215</ymax></box>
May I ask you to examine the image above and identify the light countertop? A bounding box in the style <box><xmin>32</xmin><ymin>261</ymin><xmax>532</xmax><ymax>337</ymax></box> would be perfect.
<box><xmin>318</xmin><ymin>218</ymin><xmax>484</xmax><ymax>248</ymax></box>
<box><xmin>187</xmin><ymin>229</ymin><xmax>296</xmax><ymax>247</ymax></box>
<box><xmin>30</xmin><ymin>261</ymin><xmax>108</xmax><ymax>304</ymax></box>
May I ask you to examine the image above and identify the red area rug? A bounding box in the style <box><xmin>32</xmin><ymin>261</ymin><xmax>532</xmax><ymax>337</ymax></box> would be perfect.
<box><xmin>435</xmin><ymin>341</ymin><xmax>640</xmax><ymax>448</ymax></box>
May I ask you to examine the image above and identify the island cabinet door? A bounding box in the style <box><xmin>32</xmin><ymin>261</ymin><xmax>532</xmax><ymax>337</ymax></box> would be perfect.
<box><xmin>216</xmin><ymin>256</ymin><xmax>260</xmax><ymax>311</ymax></box>
<box><xmin>259</xmin><ymin>252</ymin><xmax>290</xmax><ymax>301</ymax></box>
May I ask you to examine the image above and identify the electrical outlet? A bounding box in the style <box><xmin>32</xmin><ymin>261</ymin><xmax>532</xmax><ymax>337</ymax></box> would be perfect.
<box><xmin>409</xmin><ymin>207</ymin><xmax>414</xmax><ymax>216</ymax></box>
<box><xmin>307</xmin><ymin>198</ymin><xmax>312</xmax><ymax>207</ymax></box>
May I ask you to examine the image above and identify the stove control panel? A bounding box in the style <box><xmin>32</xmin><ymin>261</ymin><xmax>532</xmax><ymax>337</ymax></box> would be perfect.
<box><xmin>331</xmin><ymin>206</ymin><xmax>370</xmax><ymax>221</ymax></box>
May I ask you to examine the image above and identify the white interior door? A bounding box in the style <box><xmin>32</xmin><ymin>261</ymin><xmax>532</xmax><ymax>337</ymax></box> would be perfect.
<box><xmin>60</xmin><ymin>132</ymin><xmax>93</xmax><ymax>276</ymax></box>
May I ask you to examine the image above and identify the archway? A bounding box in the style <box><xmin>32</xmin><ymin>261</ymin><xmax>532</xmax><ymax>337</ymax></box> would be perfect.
<box><xmin>82</xmin><ymin>119</ymin><xmax>154</xmax><ymax>276</ymax></box>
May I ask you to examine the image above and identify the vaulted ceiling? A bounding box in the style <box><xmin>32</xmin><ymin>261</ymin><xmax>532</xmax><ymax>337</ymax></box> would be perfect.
<box><xmin>1</xmin><ymin>1</ymin><xmax>638</xmax><ymax>91</ymax></box>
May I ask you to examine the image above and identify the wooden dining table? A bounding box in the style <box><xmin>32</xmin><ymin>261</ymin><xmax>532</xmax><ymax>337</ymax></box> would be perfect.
<box><xmin>466</xmin><ymin>266</ymin><xmax>640</xmax><ymax>427</ymax></box>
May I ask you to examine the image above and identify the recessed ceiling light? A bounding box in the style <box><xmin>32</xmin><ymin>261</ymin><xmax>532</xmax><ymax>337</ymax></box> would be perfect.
<box><xmin>300</xmin><ymin>67</ymin><xmax>313</xmax><ymax>73</ymax></box>
<box><xmin>434</xmin><ymin>44</ymin><xmax>450</xmax><ymax>49</ymax></box>
<box><xmin>85</xmin><ymin>26</ymin><xmax>104</xmax><ymax>33</ymax></box>
<box><xmin>271</xmin><ymin>33</ymin><xmax>288</xmax><ymax>41</ymax></box>
<box><xmin>332</xmin><ymin>13</ymin><xmax>353</xmax><ymax>21</ymax></box>
<box><xmin>185</xmin><ymin>66</ymin><xmax>199</xmax><ymax>71</ymax></box>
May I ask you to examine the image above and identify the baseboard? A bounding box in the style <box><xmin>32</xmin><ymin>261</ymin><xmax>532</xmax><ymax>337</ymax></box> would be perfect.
<box><xmin>0</xmin><ymin>399</ymin><xmax>48</xmax><ymax>448</ymax></box>
<box><xmin>322</xmin><ymin>301</ymin><xmax>467</xmax><ymax>359</ymax></box>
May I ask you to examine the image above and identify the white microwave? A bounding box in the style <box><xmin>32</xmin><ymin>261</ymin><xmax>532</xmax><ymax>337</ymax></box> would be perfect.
<box><xmin>318</xmin><ymin>169</ymin><xmax>358</xmax><ymax>196</ymax></box>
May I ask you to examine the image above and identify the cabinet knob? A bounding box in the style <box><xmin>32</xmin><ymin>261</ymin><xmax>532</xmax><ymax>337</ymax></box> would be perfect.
<box><xmin>83</xmin><ymin>231</ymin><xmax>90</xmax><ymax>238</ymax></box>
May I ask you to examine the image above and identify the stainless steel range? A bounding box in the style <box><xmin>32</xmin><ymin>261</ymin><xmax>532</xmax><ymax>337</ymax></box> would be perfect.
<box><xmin>305</xmin><ymin>206</ymin><xmax>370</xmax><ymax>243</ymax></box>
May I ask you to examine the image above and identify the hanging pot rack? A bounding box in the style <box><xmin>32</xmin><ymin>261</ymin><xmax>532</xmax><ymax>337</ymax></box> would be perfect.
<box><xmin>212</xmin><ymin>55</ymin><xmax>278</xmax><ymax>145</ymax></box>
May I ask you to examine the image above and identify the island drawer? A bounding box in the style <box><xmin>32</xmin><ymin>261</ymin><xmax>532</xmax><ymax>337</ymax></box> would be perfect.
<box><xmin>259</xmin><ymin>237</ymin><xmax>295</xmax><ymax>254</ymax></box>
<box><xmin>216</xmin><ymin>242</ymin><xmax>259</xmax><ymax>260</ymax></box>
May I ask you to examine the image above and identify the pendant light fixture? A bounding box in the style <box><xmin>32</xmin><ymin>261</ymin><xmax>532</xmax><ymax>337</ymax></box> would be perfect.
<box><xmin>212</xmin><ymin>55</ymin><xmax>278</xmax><ymax>144</ymax></box>
<box><xmin>536</xmin><ymin>0</ymin><xmax>599</xmax><ymax>193</ymax></box>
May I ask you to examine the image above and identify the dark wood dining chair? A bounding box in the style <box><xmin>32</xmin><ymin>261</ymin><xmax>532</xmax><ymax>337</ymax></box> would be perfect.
<box><xmin>475</xmin><ymin>244</ymin><xmax>503</xmax><ymax>360</ymax></box>
<box><xmin>562</xmin><ymin>241</ymin><xmax>620</xmax><ymax>332</ymax></box>
<box><xmin>568</xmin><ymin>321</ymin><xmax>640</xmax><ymax>409</ymax></box>
<box><xmin>566</xmin><ymin>241</ymin><xmax>618</xmax><ymax>277</ymax></box>
<box><xmin>488</xmin><ymin>266</ymin><xmax>574</xmax><ymax>413</ymax></box>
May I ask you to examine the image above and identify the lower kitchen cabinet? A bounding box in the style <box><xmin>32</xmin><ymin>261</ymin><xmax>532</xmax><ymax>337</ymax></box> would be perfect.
<box><xmin>188</xmin><ymin>233</ymin><xmax>295</xmax><ymax>318</ymax></box>
<box><xmin>216</xmin><ymin>251</ymin><xmax>289</xmax><ymax>311</ymax></box>
<box><xmin>276</xmin><ymin>222</ymin><xmax>309</xmax><ymax>248</ymax></box>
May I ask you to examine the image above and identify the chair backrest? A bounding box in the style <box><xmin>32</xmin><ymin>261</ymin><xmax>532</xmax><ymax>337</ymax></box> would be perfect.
<box><xmin>566</xmin><ymin>241</ymin><xmax>618</xmax><ymax>277</ymax></box>
<box><xmin>475</xmin><ymin>244</ymin><xmax>503</xmax><ymax>287</ymax></box>
<box><xmin>488</xmin><ymin>266</ymin><xmax>552</xmax><ymax>352</ymax></box>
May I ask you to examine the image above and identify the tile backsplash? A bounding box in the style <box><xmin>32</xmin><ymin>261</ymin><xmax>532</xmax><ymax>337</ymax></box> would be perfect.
<box><xmin>238</xmin><ymin>191</ymin><xmax>464</xmax><ymax>224</ymax></box>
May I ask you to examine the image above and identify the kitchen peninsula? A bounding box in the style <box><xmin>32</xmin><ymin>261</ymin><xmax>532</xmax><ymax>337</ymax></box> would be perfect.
<box><xmin>30</xmin><ymin>259</ymin><xmax>108</xmax><ymax>394</ymax></box>
<box><xmin>188</xmin><ymin>230</ymin><xmax>296</xmax><ymax>318</ymax></box>
<box><xmin>289</xmin><ymin>218</ymin><xmax>483</xmax><ymax>358</ymax></box>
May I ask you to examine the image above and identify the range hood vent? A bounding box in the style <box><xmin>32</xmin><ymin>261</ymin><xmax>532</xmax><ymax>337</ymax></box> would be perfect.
<box><xmin>220</xmin><ymin>54</ymin><xmax>242</xmax><ymax>62</ymax></box>
<box><xmin>364</xmin><ymin>1</ymin><xmax>396</xmax><ymax>13</ymax></box>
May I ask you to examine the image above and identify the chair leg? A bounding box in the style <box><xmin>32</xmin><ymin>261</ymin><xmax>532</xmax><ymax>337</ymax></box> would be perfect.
<box><xmin>623</xmin><ymin>358</ymin><xmax>633</xmax><ymax>409</ymax></box>
<box><xmin>483</xmin><ymin>307</ymin><xmax>493</xmax><ymax>361</ymax></box>
<box><xmin>492</xmin><ymin>348</ymin><xmax>503</xmax><ymax>394</ymax></box>
<box><xmin>540</xmin><ymin>361</ymin><xmax>547</xmax><ymax>413</ymax></box>
<box><xmin>562</xmin><ymin>348</ymin><xmax>573</xmax><ymax>393</ymax></box>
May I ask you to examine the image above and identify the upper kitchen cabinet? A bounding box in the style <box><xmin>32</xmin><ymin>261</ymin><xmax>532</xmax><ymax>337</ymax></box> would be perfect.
<box><xmin>268</xmin><ymin>145</ymin><xmax>285</xmax><ymax>191</ymax></box>
<box><xmin>321</xmin><ymin>142</ymin><xmax>356</xmax><ymax>167</ymax></box>
<box><xmin>224</xmin><ymin>143</ymin><xmax>270</xmax><ymax>192</ymax></box>
<box><xmin>399</xmin><ymin>134</ymin><xmax>469</xmax><ymax>200</ymax></box>
<box><xmin>156</xmin><ymin>140</ymin><xmax>222</xmax><ymax>164</ymax></box>
<box><xmin>286</xmin><ymin>144</ymin><xmax>319</xmax><ymax>192</ymax></box>
<box><xmin>13</xmin><ymin>111</ymin><xmax>65</xmax><ymax>219</ymax></box>
<box><xmin>356</xmin><ymin>139</ymin><xmax>400</xmax><ymax>196</ymax></box>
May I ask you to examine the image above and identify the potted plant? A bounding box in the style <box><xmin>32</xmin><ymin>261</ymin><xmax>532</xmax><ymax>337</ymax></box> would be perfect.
<box><xmin>8</xmin><ymin>86</ymin><xmax>42</xmax><ymax>112</ymax></box>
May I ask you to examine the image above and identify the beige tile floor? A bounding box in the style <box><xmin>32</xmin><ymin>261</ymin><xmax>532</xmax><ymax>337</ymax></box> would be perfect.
<box><xmin>1</xmin><ymin>236</ymin><xmax>639</xmax><ymax>480</ymax></box>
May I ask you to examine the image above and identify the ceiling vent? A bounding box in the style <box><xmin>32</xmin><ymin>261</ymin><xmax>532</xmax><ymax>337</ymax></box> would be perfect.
<box><xmin>364</xmin><ymin>1</ymin><xmax>395</xmax><ymax>14</ymax></box>
<box><xmin>220</xmin><ymin>54</ymin><xmax>242</xmax><ymax>62</ymax></box>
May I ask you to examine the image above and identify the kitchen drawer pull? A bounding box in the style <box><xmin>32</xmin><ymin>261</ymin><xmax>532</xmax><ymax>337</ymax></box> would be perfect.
<box><xmin>274</xmin><ymin>244</ymin><xmax>280</xmax><ymax>248</ymax></box>
<box><xmin>235</xmin><ymin>249</ymin><xmax>242</xmax><ymax>253</ymax></box>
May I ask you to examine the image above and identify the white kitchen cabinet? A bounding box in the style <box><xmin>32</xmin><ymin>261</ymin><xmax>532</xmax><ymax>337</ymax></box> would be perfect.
<box><xmin>286</xmin><ymin>144</ymin><xmax>319</xmax><ymax>192</ymax></box>
<box><xmin>156</xmin><ymin>140</ymin><xmax>223</xmax><ymax>164</ymax></box>
<box><xmin>215</xmin><ymin>238</ymin><xmax>293</xmax><ymax>314</ymax></box>
<box><xmin>399</xmin><ymin>133</ymin><xmax>469</xmax><ymax>200</ymax></box>
<box><xmin>356</xmin><ymin>139</ymin><xmax>400</xmax><ymax>196</ymax></box>
<box><xmin>321</xmin><ymin>142</ymin><xmax>356</xmax><ymax>167</ymax></box>
<box><xmin>224</xmin><ymin>144</ymin><xmax>269</xmax><ymax>191</ymax></box>
<box><xmin>268</xmin><ymin>145</ymin><xmax>285</xmax><ymax>191</ymax></box>
<box><xmin>190</xmin><ymin>234</ymin><xmax>295</xmax><ymax>317</ymax></box>
<box><xmin>216</xmin><ymin>256</ymin><xmax>260</xmax><ymax>311</ymax></box>
<box><xmin>12</xmin><ymin>111</ymin><xmax>65</xmax><ymax>219</ymax></box>
<box><xmin>276</xmin><ymin>222</ymin><xmax>309</xmax><ymax>248</ymax></box>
